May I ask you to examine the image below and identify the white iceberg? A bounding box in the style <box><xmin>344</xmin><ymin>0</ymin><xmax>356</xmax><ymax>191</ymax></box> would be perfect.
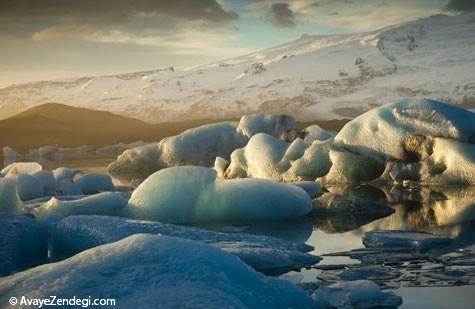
<box><xmin>52</xmin><ymin>215</ymin><xmax>319</xmax><ymax>271</ymax></box>
<box><xmin>31</xmin><ymin>170</ymin><xmax>57</xmax><ymax>193</ymax></box>
<box><xmin>0</xmin><ymin>178</ymin><xmax>23</xmax><ymax>213</ymax></box>
<box><xmin>34</xmin><ymin>192</ymin><xmax>127</xmax><ymax>218</ymax></box>
<box><xmin>223</xmin><ymin>99</ymin><xmax>475</xmax><ymax>185</ymax></box>
<box><xmin>334</xmin><ymin>98</ymin><xmax>475</xmax><ymax>160</ymax></box>
<box><xmin>224</xmin><ymin>133</ymin><xmax>334</xmax><ymax>181</ymax></box>
<box><xmin>58</xmin><ymin>179</ymin><xmax>83</xmax><ymax>196</ymax></box>
<box><xmin>125</xmin><ymin>166</ymin><xmax>312</xmax><ymax>223</ymax></box>
<box><xmin>108</xmin><ymin>114</ymin><xmax>298</xmax><ymax>181</ymax></box>
<box><xmin>0</xmin><ymin>234</ymin><xmax>315</xmax><ymax>308</ymax></box>
<box><xmin>72</xmin><ymin>173</ymin><xmax>114</xmax><ymax>194</ymax></box>
<box><xmin>52</xmin><ymin>167</ymin><xmax>81</xmax><ymax>182</ymax></box>
<box><xmin>0</xmin><ymin>213</ymin><xmax>48</xmax><ymax>276</ymax></box>
<box><xmin>311</xmin><ymin>280</ymin><xmax>402</xmax><ymax>309</ymax></box>
<box><xmin>1</xmin><ymin>162</ymin><xmax>42</xmax><ymax>177</ymax></box>
<box><xmin>15</xmin><ymin>174</ymin><xmax>44</xmax><ymax>201</ymax></box>
<box><xmin>303</xmin><ymin>125</ymin><xmax>335</xmax><ymax>144</ymax></box>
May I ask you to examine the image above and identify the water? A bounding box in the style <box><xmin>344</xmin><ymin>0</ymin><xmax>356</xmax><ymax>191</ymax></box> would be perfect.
<box><xmin>4</xmin><ymin>157</ymin><xmax>475</xmax><ymax>308</ymax></box>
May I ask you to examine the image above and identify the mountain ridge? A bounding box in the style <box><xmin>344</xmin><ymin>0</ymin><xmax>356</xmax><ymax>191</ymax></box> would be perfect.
<box><xmin>0</xmin><ymin>13</ymin><xmax>474</xmax><ymax>123</ymax></box>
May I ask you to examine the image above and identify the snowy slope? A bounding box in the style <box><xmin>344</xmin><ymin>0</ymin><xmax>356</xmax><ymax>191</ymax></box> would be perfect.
<box><xmin>0</xmin><ymin>13</ymin><xmax>474</xmax><ymax>123</ymax></box>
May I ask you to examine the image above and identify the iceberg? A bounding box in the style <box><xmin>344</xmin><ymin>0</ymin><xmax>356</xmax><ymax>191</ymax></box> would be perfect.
<box><xmin>108</xmin><ymin>114</ymin><xmax>298</xmax><ymax>182</ymax></box>
<box><xmin>302</xmin><ymin>125</ymin><xmax>335</xmax><ymax>144</ymax></box>
<box><xmin>1</xmin><ymin>162</ymin><xmax>42</xmax><ymax>177</ymax></box>
<box><xmin>0</xmin><ymin>213</ymin><xmax>48</xmax><ymax>276</ymax></box>
<box><xmin>125</xmin><ymin>166</ymin><xmax>312</xmax><ymax>223</ymax></box>
<box><xmin>51</xmin><ymin>215</ymin><xmax>319</xmax><ymax>272</ymax></box>
<box><xmin>0</xmin><ymin>178</ymin><xmax>23</xmax><ymax>213</ymax></box>
<box><xmin>311</xmin><ymin>280</ymin><xmax>402</xmax><ymax>309</ymax></box>
<box><xmin>0</xmin><ymin>234</ymin><xmax>315</xmax><ymax>308</ymax></box>
<box><xmin>31</xmin><ymin>170</ymin><xmax>57</xmax><ymax>193</ymax></box>
<box><xmin>363</xmin><ymin>230</ymin><xmax>452</xmax><ymax>250</ymax></box>
<box><xmin>335</xmin><ymin>98</ymin><xmax>475</xmax><ymax>160</ymax></box>
<box><xmin>34</xmin><ymin>192</ymin><xmax>127</xmax><ymax>218</ymax></box>
<box><xmin>222</xmin><ymin>100</ymin><xmax>475</xmax><ymax>185</ymax></box>
<box><xmin>52</xmin><ymin>167</ymin><xmax>81</xmax><ymax>182</ymax></box>
<box><xmin>72</xmin><ymin>173</ymin><xmax>114</xmax><ymax>194</ymax></box>
<box><xmin>15</xmin><ymin>174</ymin><xmax>44</xmax><ymax>201</ymax></box>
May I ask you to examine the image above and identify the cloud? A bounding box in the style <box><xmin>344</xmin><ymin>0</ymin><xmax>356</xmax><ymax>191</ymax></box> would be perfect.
<box><xmin>0</xmin><ymin>0</ymin><xmax>238</xmax><ymax>23</ymax></box>
<box><xmin>445</xmin><ymin>0</ymin><xmax>475</xmax><ymax>12</ymax></box>
<box><xmin>268</xmin><ymin>3</ymin><xmax>297</xmax><ymax>28</ymax></box>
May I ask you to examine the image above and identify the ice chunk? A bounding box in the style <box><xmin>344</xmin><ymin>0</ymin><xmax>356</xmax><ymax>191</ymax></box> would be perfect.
<box><xmin>34</xmin><ymin>192</ymin><xmax>127</xmax><ymax>218</ymax></box>
<box><xmin>52</xmin><ymin>167</ymin><xmax>81</xmax><ymax>182</ymax></box>
<box><xmin>1</xmin><ymin>162</ymin><xmax>42</xmax><ymax>177</ymax></box>
<box><xmin>52</xmin><ymin>215</ymin><xmax>319</xmax><ymax>272</ymax></box>
<box><xmin>0</xmin><ymin>234</ymin><xmax>315</xmax><ymax>308</ymax></box>
<box><xmin>0</xmin><ymin>213</ymin><xmax>48</xmax><ymax>276</ymax></box>
<box><xmin>31</xmin><ymin>170</ymin><xmax>57</xmax><ymax>193</ymax></box>
<box><xmin>225</xmin><ymin>133</ymin><xmax>332</xmax><ymax>181</ymax></box>
<box><xmin>72</xmin><ymin>173</ymin><xmax>114</xmax><ymax>194</ymax></box>
<box><xmin>335</xmin><ymin>99</ymin><xmax>475</xmax><ymax>160</ymax></box>
<box><xmin>237</xmin><ymin>114</ymin><xmax>296</xmax><ymax>138</ymax></box>
<box><xmin>311</xmin><ymin>280</ymin><xmax>402</xmax><ymax>309</ymax></box>
<box><xmin>15</xmin><ymin>174</ymin><xmax>44</xmax><ymax>201</ymax></box>
<box><xmin>303</xmin><ymin>125</ymin><xmax>335</xmax><ymax>144</ymax></box>
<box><xmin>58</xmin><ymin>179</ymin><xmax>83</xmax><ymax>195</ymax></box>
<box><xmin>0</xmin><ymin>178</ymin><xmax>23</xmax><ymax>213</ymax></box>
<box><xmin>225</xmin><ymin>133</ymin><xmax>296</xmax><ymax>180</ymax></box>
<box><xmin>125</xmin><ymin>166</ymin><xmax>312</xmax><ymax>223</ymax></box>
<box><xmin>363</xmin><ymin>230</ymin><xmax>451</xmax><ymax>250</ymax></box>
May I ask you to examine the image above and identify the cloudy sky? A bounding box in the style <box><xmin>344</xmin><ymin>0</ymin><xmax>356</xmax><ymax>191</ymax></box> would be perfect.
<box><xmin>0</xmin><ymin>0</ymin><xmax>473</xmax><ymax>87</ymax></box>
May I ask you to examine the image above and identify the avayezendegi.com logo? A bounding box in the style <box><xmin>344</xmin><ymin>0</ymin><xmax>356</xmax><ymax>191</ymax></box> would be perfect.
<box><xmin>9</xmin><ymin>296</ymin><xmax>116</xmax><ymax>308</ymax></box>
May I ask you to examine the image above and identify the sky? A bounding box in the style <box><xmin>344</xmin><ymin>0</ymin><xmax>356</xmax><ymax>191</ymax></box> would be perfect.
<box><xmin>0</xmin><ymin>0</ymin><xmax>473</xmax><ymax>88</ymax></box>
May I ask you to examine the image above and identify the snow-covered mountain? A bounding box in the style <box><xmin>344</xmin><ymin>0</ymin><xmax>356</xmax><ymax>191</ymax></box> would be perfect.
<box><xmin>1</xmin><ymin>13</ymin><xmax>474</xmax><ymax>123</ymax></box>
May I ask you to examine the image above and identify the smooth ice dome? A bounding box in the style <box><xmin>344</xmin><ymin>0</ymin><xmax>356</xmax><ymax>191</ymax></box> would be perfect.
<box><xmin>108</xmin><ymin>114</ymin><xmax>298</xmax><ymax>181</ymax></box>
<box><xmin>52</xmin><ymin>215</ymin><xmax>319</xmax><ymax>271</ymax></box>
<box><xmin>0</xmin><ymin>213</ymin><xmax>48</xmax><ymax>276</ymax></box>
<box><xmin>125</xmin><ymin>166</ymin><xmax>312</xmax><ymax>223</ymax></box>
<box><xmin>312</xmin><ymin>280</ymin><xmax>402</xmax><ymax>309</ymax></box>
<box><xmin>72</xmin><ymin>173</ymin><xmax>114</xmax><ymax>194</ymax></box>
<box><xmin>0</xmin><ymin>234</ymin><xmax>315</xmax><ymax>308</ymax></box>
<box><xmin>363</xmin><ymin>230</ymin><xmax>452</xmax><ymax>250</ymax></box>
<box><xmin>335</xmin><ymin>98</ymin><xmax>475</xmax><ymax>160</ymax></box>
<box><xmin>34</xmin><ymin>192</ymin><xmax>127</xmax><ymax>218</ymax></box>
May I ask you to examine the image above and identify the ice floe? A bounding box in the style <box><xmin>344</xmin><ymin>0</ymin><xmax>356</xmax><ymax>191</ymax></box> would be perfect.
<box><xmin>220</xmin><ymin>100</ymin><xmax>475</xmax><ymax>185</ymax></box>
<box><xmin>51</xmin><ymin>215</ymin><xmax>319</xmax><ymax>272</ymax></box>
<box><xmin>0</xmin><ymin>234</ymin><xmax>316</xmax><ymax>308</ymax></box>
<box><xmin>125</xmin><ymin>166</ymin><xmax>312</xmax><ymax>223</ymax></box>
